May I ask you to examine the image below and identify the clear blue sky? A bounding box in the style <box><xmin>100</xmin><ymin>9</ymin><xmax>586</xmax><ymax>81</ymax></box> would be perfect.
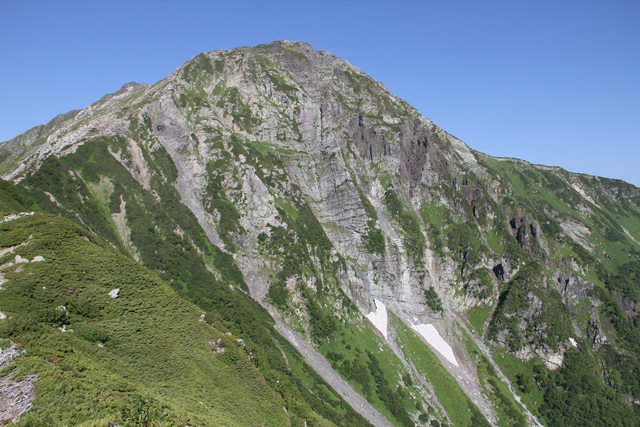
<box><xmin>2</xmin><ymin>1</ymin><xmax>639</xmax><ymax>185</ymax></box>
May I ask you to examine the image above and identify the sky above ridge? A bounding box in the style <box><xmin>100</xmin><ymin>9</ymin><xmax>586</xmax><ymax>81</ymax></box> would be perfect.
<box><xmin>1</xmin><ymin>1</ymin><xmax>639</xmax><ymax>185</ymax></box>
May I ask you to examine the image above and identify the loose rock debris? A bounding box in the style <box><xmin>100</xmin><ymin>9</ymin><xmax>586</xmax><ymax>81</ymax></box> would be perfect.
<box><xmin>0</xmin><ymin>344</ymin><xmax>36</xmax><ymax>424</ymax></box>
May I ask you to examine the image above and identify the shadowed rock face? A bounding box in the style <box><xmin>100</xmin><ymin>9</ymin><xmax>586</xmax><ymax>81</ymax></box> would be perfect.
<box><xmin>493</xmin><ymin>264</ymin><xmax>505</xmax><ymax>281</ymax></box>
<box><xmin>2</xmin><ymin>40</ymin><xmax>640</xmax><ymax>427</ymax></box>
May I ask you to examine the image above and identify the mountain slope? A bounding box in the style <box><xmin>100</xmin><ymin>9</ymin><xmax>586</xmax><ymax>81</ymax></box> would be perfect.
<box><xmin>0</xmin><ymin>213</ymin><xmax>288</xmax><ymax>426</ymax></box>
<box><xmin>0</xmin><ymin>188</ymin><xmax>376</xmax><ymax>426</ymax></box>
<box><xmin>1</xmin><ymin>40</ymin><xmax>640</xmax><ymax>427</ymax></box>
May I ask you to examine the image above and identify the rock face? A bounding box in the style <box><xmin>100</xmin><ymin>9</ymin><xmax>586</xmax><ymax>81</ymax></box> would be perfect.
<box><xmin>0</xmin><ymin>344</ymin><xmax>35</xmax><ymax>424</ymax></box>
<box><xmin>2</xmin><ymin>41</ymin><xmax>640</xmax><ymax>427</ymax></box>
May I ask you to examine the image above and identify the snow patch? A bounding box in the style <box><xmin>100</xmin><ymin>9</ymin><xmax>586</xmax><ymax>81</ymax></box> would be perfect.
<box><xmin>365</xmin><ymin>299</ymin><xmax>388</xmax><ymax>339</ymax></box>
<box><xmin>569</xmin><ymin>337</ymin><xmax>578</xmax><ymax>347</ymax></box>
<box><xmin>411</xmin><ymin>323</ymin><xmax>459</xmax><ymax>367</ymax></box>
<box><xmin>108</xmin><ymin>288</ymin><xmax>120</xmax><ymax>299</ymax></box>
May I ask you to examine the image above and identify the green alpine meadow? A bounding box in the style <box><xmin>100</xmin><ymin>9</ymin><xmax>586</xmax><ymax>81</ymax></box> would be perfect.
<box><xmin>1</xmin><ymin>41</ymin><xmax>639</xmax><ymax>426</ymax></box>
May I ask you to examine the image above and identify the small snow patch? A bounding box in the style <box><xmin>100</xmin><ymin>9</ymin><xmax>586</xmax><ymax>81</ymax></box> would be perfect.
<box><xmin>31</xmin><ymin>256</ymin><xmax>45</xmax><ymax>262</ymax></box>
<box><xmin>108</xmin><ymin>288</ymin><xmax>120</xmax><ymax>299</ymax></box>
<box><xmin>366</xmin><ymin>299</ymin><xmax>388</xmax><ymax>339</ymax></box>
<box><xmin>411</xmin><ymin>323</ymin><xmax>459</xmax><ymax>367</ymax></box>
<box><xmin>0</xmin><ymin>312</ymin><xmax>6</xmax><ymax>320</ymax></box>
<box><xmin>569</xmin><ymin>338</ymin><xmax>578</xmax><ymax>348</ymax></box>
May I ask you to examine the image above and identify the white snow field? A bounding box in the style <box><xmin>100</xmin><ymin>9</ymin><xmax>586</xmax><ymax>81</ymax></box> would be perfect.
<box><xmin>366</xmin><ymin>299</ymin><xmax>388</xmax><ymax>339</ymax></box>
<box><xmin>411</xmin><ymin>323</ymin><xmax>459</xmax><ymax>367</ymax></box>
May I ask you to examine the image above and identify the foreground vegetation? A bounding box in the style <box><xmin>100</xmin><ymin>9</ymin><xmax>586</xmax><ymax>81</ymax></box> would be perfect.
<box><xmin>0</xmin><ymin>184</ymin><xmax>370</xmax><ymax>426</ymax></box>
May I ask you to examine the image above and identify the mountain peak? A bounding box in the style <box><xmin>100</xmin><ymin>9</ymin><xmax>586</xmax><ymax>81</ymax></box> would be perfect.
<box><xmin>1</xmin><ymin>41</ymin><xmax>640</xmax><ymax>427</ymax></box>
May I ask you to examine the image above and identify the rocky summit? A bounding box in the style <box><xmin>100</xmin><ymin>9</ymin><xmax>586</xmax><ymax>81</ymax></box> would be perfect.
<box><xmin>1</xmin><ymin>41</ymin><xmax>639</xmax><ymax>427</ymax></box>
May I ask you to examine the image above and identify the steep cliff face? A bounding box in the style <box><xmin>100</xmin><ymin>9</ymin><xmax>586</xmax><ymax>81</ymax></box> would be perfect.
<box><xmin>2</xmin><ymin>41</ymin><xmax>640</xmax><ymax>427</ymax></box>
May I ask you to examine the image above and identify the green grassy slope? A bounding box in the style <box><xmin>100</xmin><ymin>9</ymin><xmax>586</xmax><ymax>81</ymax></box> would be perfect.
<box><xmin>0</xmin><ymin>214</ymin><xmax>288</xmax><ymax>426</ymax></box>
<box><xmin>0</xmin><ymin>181</ymin><xmax>371</xmax><ymax>426</ymax></box>
<box><xmin>391</xmin><ymin>315</ymin><xmax>490</xmax><ymax>427</ymax></box>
